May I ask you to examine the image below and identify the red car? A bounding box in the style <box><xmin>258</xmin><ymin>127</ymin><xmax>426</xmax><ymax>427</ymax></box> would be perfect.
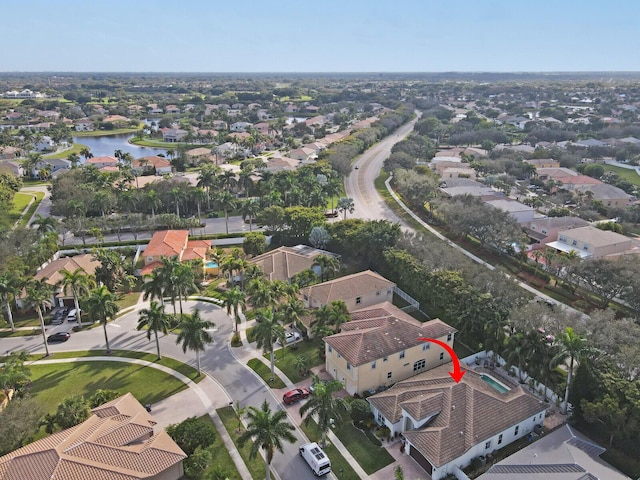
<box><xmin>282</xmin><ymin>388</ymin><xmax>310</xmax><ymax>405</ymax></box>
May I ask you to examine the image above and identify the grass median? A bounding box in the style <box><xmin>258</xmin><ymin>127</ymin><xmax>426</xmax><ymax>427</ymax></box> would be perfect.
<box><xmin>246</xmin><ymin>358</ymin><xmax>286</xmax><ymax>389</ymax></box>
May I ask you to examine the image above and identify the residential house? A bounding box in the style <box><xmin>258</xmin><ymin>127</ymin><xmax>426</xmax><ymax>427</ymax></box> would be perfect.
<box><xmin>523</xmin><ymin>216</ymin><xmax>590</xmax><ymax>249</ymax></box>
<box><xmin>32</xmin><ymin>158</ymin><xmax>71</xmax><ymax>178</ymax></box>
<box><xmin>546</xmin><ymin>225</ymin><xmax>634</xmax><ymax>259</ymax></box>
<box><xmin>33</xmin><ymin>254</ymin><xmax>101</xmax><ymax>308</ymax></box>
<box><xmin>301</xmin><ymin>270</ymin><xmax>395</xmax><ymax>312</ymax></box>
<box><xmin>288</xmin><ymin>147</ymin><xmax>317</xmax><ymax>162</ymax></box>
<box><xmin>230</xmin><ymin>121</ymin><xmax>253</xmax><ymax>132</ymax></box>
<box><xmin>102</xmin><ymin>114</ymin><xmax>131</xmax><ymax>126</ymax></box>
<box><xmin>141</xmin><ymin>230</ymin><xmax>209</xmax><ymax>275</ymax></box>
<box><xmin>368</xmin><ymin>365</ymin><xmax>546</xmax><ymax>479</ymax></box>
<box><xmin>478</xmin><ymin>425</ymin><xmax>631</xmax><ymax>480</ymax></box>
<box><xmin>263</xmin><ymin>156</ymin><xmax>300</xmax><ymax>173</ymax></box>
<box><xmin>133</xmin><ymin>156</ymin><xmax>172</xmax><ymax>176</ymax></box>
<box><xmin>147</xmin><ymin>104</ymin><xmax>163</xmax><ymax>115</ymax></box>
<box><xmin>161</xmin><ymin>128</ymin><xmax>187</xmax><ymax>142</ymax></box>
<box><xmin>553</xmin><ymin>175</ymin><xmax>603</xmax><ymax>191</ymax></box>
<box><xmin>0</xmin><ymin>146</ymin><xmax>22</xmax><ymax>160</ymax></box>
<box><xmin>34</xmin><ymin>135</ymin><xmax>55</xmax><ymax>152</ymax></box>
<box><xmin>212</xmin><ymin>120</ymin><xmax>227</xmax><ymax>130</ymax></box>
<box><xmin>185</xmin><ymin>147</ymin><xmax>214</xmax><ymax>166</ymax></box>
<box><xmin>85</xmin><ymin>155</ymin><xmax>119</xmax><ymax>169</ymax></box>
<box><xmin>572</xmin><ymin>183</ymin><xmax>633</xmax><ymax>208</ymax></box>
<box><xmin>74</xmin><ymin>118</ymin><xmax>94</xmax><ymax>131</ymax></box>
<box><xmin>249</xmin><ymin>245</ymin><xmax>339</xmax><ymax>283</ymax></box>
<box><xmin>0</xmin><ymin>161</ymin><xmax>24</xmax><ymax>177</ymax></box>
<box><xmin>535</xmin><ymin>167</ymin><xmax>578</xmax><ymax>182</ymax></box>
<box><xmin>484</xmin><ymin>198</ymin><xmax>536</xmax><ymax>224</ymax></box>
<box><xmin>253</xmin><ymin>122</ymin><xmax>272</xmax><ymax>136</ymax></box>
<box><xmin>525</xmin><ymin>158</ymin><xmax>560</xmax><ymax>169</ymax></box>
<box><xmin>324</xmin><ymin>302</ymin><xmax>456</xmax><ymax>395</ymax></box>
<box><xmin>0</xmin><ymin>393</ymin><xmax>186</xmax><ymax>480</ymax></box>
<box><xmin>165</xmin><ymin>105</ymin><xmax>180</xmax><ymax>114</ymax></box>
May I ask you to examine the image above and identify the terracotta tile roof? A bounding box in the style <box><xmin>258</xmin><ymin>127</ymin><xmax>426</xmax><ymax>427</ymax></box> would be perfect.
<box><xmin>34</xmin><ymin>254</ymin><xmax>101</xmax><ymax>296</ymax></box>
<box><xmin>86</xmin><ymin>156</ymin><xmax>118</xmax><ymax>165</ymax></box>
<box><xmin>301</xmin><ymin>270</ymin><xmax>395</xmax><ymax>306</ymax></box>
<box><xmin>133</xmin><ymin>156</ymin><xmax>171</xmax><ymax>169</ymax></box>
<box><xmin>0</xmin><ymin>393</ymin><xmax>184</xmax><ymax>480</ymax></box>
<box><xmin>144</xmin><ymin>230</ymin><xmax>188</xmax><ymax>259</ymax></box>
<box><xmin>368</xmin><ymin>365</ymin><xmax>546</xmax><ymax>468</ymax></box>
<box><xmin>324</xmin><ymin>302</ymin><xmax>456</xmax><ymax>366</ymax></box>
<box><xmin>249</xmin><ymin>246</ymin><xmax>318</xmax><ymax>282</ymax></box>
<box><xmin>183</xmin><ymin>240</ymin><xmax>210</xmax><ymax>261</ymax></box>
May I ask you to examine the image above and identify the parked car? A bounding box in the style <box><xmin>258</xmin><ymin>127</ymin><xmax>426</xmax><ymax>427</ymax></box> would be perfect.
<box><xmin>283</xmin><ymin>388</ymin><xmax>310</xmax><ymax>405</ymax></box>
<box><xmin>276</xmin><ymin>331</ymin><xmax>301</xmax><ymax>345</ymax></box>
<box><xmin>47</xmin><ymin>332</ymin><xmax>71</xmax><ymax>343</ymax></box>
<box><xmin>308</xmin><ymin>379</ymin><xmax>330</xmax><ymax>394</ymax></box>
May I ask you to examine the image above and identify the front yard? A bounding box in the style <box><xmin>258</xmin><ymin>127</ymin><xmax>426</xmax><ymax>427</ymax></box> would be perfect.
<box><xmin>271</xmin><ymin>337</ymin><xmax>325</xmax><ymax>383</ymax></box>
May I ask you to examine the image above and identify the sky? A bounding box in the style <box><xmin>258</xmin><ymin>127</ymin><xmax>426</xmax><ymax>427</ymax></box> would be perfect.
<box><xmin>2</xmin><ymin>0</ymin><xmax>640</xmax><ymax>72</ymax></box>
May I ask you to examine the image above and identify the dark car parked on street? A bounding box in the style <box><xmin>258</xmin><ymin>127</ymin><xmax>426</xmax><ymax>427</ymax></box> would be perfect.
<box><xmin>47</xmin><ymin>332</ymin><xmax>71</xmax><ymax>343</ymax></box>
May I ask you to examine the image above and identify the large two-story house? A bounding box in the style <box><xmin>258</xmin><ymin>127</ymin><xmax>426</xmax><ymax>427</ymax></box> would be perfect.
<box><xmin>141</xmin><ymin>230</ymin><xmax>210</xmax><ymax>276</ymax></box>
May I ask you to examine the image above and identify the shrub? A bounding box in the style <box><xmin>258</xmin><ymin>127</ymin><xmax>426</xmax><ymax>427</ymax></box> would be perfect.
<box><xmin>350</xmin><ymin>398</ymin><xmax>373</xmax><ymax>424</ymax></box>
<box><xmin>230</xmin><ymin>332</ymin><xmax>242</xmax><ymax>347</ymax></box>
<box><xmin>166</xmin><ymin>416</ymin><xmax>216</xmax><ymax>456</ymax></box>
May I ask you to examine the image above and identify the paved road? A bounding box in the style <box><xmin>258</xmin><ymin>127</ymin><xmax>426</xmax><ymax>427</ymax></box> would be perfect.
<box><xmin>1</xmin><ymin>300</ymin><xmax>322</xmax><ymax>480</ymax></box>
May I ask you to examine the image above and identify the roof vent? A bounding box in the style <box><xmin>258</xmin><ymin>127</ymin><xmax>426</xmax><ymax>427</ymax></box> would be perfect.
<box><xmin>452</xmin><ymin>405</ymin><xmax>455</xmax><ymax>410</ymax></box>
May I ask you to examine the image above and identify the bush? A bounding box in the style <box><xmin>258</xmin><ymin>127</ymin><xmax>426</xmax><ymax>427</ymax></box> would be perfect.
<box><xmin>183</xmin><ymin>446</ymin><xmax>212</xmax><ymax>479</ymax></box>
<box><xmin>56</xmin><ymin>395</ymin><xmax>90</xmax><ymax>429</ymax></box>
<box><xmin>166</xmin><ymin>416</ymin><xmax>216</xmax><ymax>456</ymax></box>
<box><xmin>350</xmin><ymin>399</ymin><xmax>373</xmax><ymax>424</ymax></box>
<box><xmin>230</xmin><ymin>332</ymin><xmax>242</xmax><ymax>347</ymax></box>
<box><xmin>88</xmin><ymin>389</ymin><xmax>120</xmax><ymax>408</ymax></box>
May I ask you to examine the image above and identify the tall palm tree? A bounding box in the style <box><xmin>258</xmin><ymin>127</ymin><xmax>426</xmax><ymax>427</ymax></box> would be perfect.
<box><xmin>324</xmin><ymin>176</ymin><xmax>342</xmax><ymax>213</ymax></box>
<box><xmin>246</xmin><ymin>279</ymin><xmax>278</xmax><ymax>311</ymax></box>
<box><xmin>326</xmin><ymin>300</ymin><xmax>350</xmax><ymax>333</ymax></box>
<box><xmin>158</xmin><ymin>257</ymin><xmax>181</xmax><ymax>319</ymax></box>
<box><xmin>237</xmin><ymin>399</ymin><xmax>296</xmax><ymax>480</ymax></box>
<box><xmin>239</xmin><ymin>198</ymin><xmax>260</xmax><ymax>232</ymax></box>
<box><xmin>197</xmin><ymin>163</ymin><xmax>221</xmax><ymax>209</ymax></box>
<box><xmin>312</xmin><ymin>255</ymin><xmax>340</xmax><ymax>282</ymax></box>
<box><xmin>253</xmin><ymin>308</ymin><xmax>285</xmax><ymax>381</ymax></box>
<box><xmin>554</xmin><ymin>327</ymin><xmax>590</xmax><ymax>414</ymax></box>
<box><xmin>25</xmin><ymin>278</ymin><xmax>55</xmax><ymax>357</ymax></box>
<box><xmin>79</xmin><ymin>147</ymin><xmax>92</xmax><ymax>160</ymax></box>
<box><xmin>84</xmin><ymin>286</ymin><xmax>119</xmax><ymax>354</ymax></box>
<box><xmin>175</xmin><ymin>263</ymin><xmax>198</xmax><ymax>315</ymax></box>
<box><xmin>222</xmin><ymin>286</ymin><xmax>246</xmax><ymax>333</ymax></box>
<box><xmin>214</xmin><ymin>190</ymin><xmax>237</xmax><ymax>235</ymax></box>
<box><xmin>56</xmin><ymin>268</ymin><xmax>95</xmax><ymax>324</ymax></box>
<box><xmin>171</xmin><ymin>187</ymin><xmax>186</xmax><ymax>217</ymax></box>
<box><xmin>31</xmin><ymin>214</ymin><xmax>58</xmax><ymax>235</ymax></box>
<box><xmin>142</xmin><ymin>270</ymin><xmax>166</xmax><ymax>306</ymax></box>
<box><xmin>299</xmin><ymin>376</ymin><xmax>349</xmax><ymax>446</ymax></box>
<box><xmin>278</xmin><ymin>296</ymin><xmax>304</xmax><ymax>329</ymax></box>
<box><xmin>0</xmin><ymin>272</ymin><xmax>21</xmax><ymax>332</ymax></box>
<box><xmin>175</xmin><ymin>308</ymin><xmax>214</xmax><ymax>376</ymax></box>
<box><xmin>146</xmin><ymin>189</ymin><xmax>161</xmax><ymax>218</ymax></box>
<box><xmin>137</xmin><ymin>301</ymin><xmax>170</xmax><ymax>360</ymax></box>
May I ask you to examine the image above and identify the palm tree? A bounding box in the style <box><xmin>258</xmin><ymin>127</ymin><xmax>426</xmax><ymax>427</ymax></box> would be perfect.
<box><xmin>326</xmin><ymin>300</ymin><xmax>350</xmax><ymax>333</ymax></box>
<box><xmin>337</xmin><ymin>197</ymin><xmax>355</xmax><ymax>220</ymax></box>
<box><xmin>312</xmin><ymin>255</ymin><xmax>340</xmax><ymax>282</ymax></box>
<box><xmin>158</xmin><ymin>257</ymin><xmax>180</xmax><ymax>319</ymax></box>
<box><xmin>223</xmin><ymin>286</ymin><xmax>246</xmax><ymax>333</ymax></box>
<box><xmin>171</xmin><ymin>187</ymin><xmax>186</xmax><ymax>217</ymax></box>
<box><xmin>25</xmin><ymin>278</ymin><xmax>55</xmax><ymax>357</ymax></box>
<box><xmin>197</xmin><ymin>163</ymin><xmax>221</xmax><ymax>209</ymax></box>
<box><xmin>253</xmin><ymin>308</ymin><xmax>285</xmax><ymax>381</ymax></box>
<box><xmin>278</xmin><ymin>296</ymin><xmax>304</xmax><ymax>329</ymax></box>
<box><xmin>31</xmin><ymin>214</ymin><xmax>58</xmax><ymax>235</ymax></box>
<box><xmin>239</xmin><ymin>198</ymin><xmax>260</xmax><ymax>232</ymax></box>
<box><xmin>80</xmin><ymin>147</ymin><xmax>92</xmax><ymax>160</ymax></box>
<box><xmin>237</xmin><ymin>400</ymin><xmax>296</xmax><ymax>480</ymax></box>
<box><xmin>137</xmin><ymin>301</ymin><xmax>170</xmax><ymax>360</ymax></box>
<box><xmin>554</xmin><ymin>327</ymin><xmax>590</xmax><ymax>414</ymax></box>
<box><xmin>175</xmin><ymin>263</ymin><xmax>198</xmax><ymax>315</ymax></box>
<box><xmin>0</xmin><ymin>272</ymin><xmax>21</xmax><ymax>332</ymax></box>
<box><xmin>175</xmin><ymin>308</ymin><xmax>214</xmax><ymax>376</ymax></box>
<box><xmin>299</xmin><ymin>376</ymin><xmax>349</xmax><ymax>446</ymax></box>
<box><xmin>246</xmin><ymin>279</ymin><xmax>278</xmax><ymax>311</ymax></box>
<box><xmin>146</xmin><ymin>189</ymin><xmax>161</xmax><ymax>218</ymax></box>
<box><xmin>325</xmin><ymin>176</ymin><xmax>342</xmax><ymax>213</ymax></box>
<box><xmin>57</xmin><ymin>268</ymin><xmax>95</xmax><ymax>324</ymax></box>
<box><xmin>67</xmin><ymin>152</ymin><xmax>80</xmax><ymax>168</ymax></box>
<box><xmin>214</xmin><ymin>190</ymin><xmax>237</xmax><ymax>235</ymax></box>
<box><xmin>84</xmin><ymin>286</ymin><xmax>119</xmax><ymax>354</ymax></box>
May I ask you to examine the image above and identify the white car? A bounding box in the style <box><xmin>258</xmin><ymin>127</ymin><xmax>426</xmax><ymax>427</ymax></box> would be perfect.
<box><xmin>277</xmin><ymin>331</ymin><xmax>301</xmax><ymax>345</ymax></box>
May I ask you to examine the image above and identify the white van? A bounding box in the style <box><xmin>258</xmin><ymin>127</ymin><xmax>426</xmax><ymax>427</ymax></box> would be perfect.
<box><xmin>299</xmin><ymin>442</ymin><xmax>331</xmax><ymax>476</ymax></box>
<box><xmin>67</xmin><ymin>309</ymin><xmax>78</xmax><ymax>321</ymax></box>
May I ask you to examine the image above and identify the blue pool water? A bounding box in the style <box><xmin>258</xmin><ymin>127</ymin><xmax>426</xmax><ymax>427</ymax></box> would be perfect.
<box><xmin>481</xmin><ymin>374</ymin><xmax>510</xmax><ymax>393</ymax></box>
<box><xmin>205</xmin><ymin>261</ymin><xmax>218</xmax><ymax>269</ymax></box>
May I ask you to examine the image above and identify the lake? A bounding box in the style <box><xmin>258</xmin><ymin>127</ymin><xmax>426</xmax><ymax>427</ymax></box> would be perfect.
<box><xmin>72</xmin><ymin>133</ymin><xmax>167</xmax><ymax>159</ymax></box>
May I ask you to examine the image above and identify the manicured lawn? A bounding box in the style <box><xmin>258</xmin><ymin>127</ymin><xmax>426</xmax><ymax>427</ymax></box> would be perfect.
<box><xmin>333</xmin><ymin>417</ymin><xmax>394</xmax><ymax>474</ymax></box>
<box><xmin>217</xmin><ymin>405</ymin><xmax>270</xmax><ymax>480</ymax></box>
<box><xmin>271</xmin><ymin>338</ymin><xmax>324</xmax><ymax>383</ymax></box>
<box><xmin>602</xmin><ymin>164</ymin><xmax>640</xmax><ymax>187</ymax></box>
<box><xmin>11</xmin><ymin>192</ymin><xmax>33</xmax><ymax>214</ymax></box>
<box><xmin>16</xmin><ymin>191</ymin><xmax>44</xmax><ymax>228</ymax></box>
<box><xmin>195</xmin><ymin>414</ymin><xmax>243</xmax><ymax>480</ymax></box>
<box><xmin>0</xmin><ymin>328</ymin><xmax>42</xmax><ymax>338</ymax></box>
<box><xmin>245</xmin><ymin>326</ymin><xmax>256</xmax><ymax>343</ymax></box>
<box><xmin>74</xmin><ymin>125</ymin><xmax>143</xmax><ymax>137</ymax></box>
<box><xmin>43</xmin><ymin>142</ymin><xmax>88</xmax><ymax>159</ymax></box>
<box><xmin>115</xmin><ymin>292</ymin><xmax>140</xmax><ymax>311</ymax></box>
<box><xmin>247</xmin><ymin>358</ymin><xmax>286</xmax><ymax>389</ymax></box>
<box><xmin>299</xmin><ymin>418</ymin><xmax>360</xmax><ymax>480</ymax></box>
<box><xmin>29</xmin><ymin>360</ymin><xmax>189</xmax><ymax>414</ymax></box>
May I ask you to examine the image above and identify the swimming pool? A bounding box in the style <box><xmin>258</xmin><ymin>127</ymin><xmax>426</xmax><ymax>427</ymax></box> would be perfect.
<box><xmin>205</xmin><ymin>261</ymin><xmax>218</xmax><ymax>269</ymax></box>
<box><xmin>480</xmin><ymin>374</ymin><xmax>511</xmax><ymax>393</ymax></box>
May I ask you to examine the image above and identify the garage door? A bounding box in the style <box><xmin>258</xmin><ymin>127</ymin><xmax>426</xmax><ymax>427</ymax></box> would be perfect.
<box><xmin>409</xmin><ymin>445</ymin><xmax>433</xmax><ymax>475</ymax></box>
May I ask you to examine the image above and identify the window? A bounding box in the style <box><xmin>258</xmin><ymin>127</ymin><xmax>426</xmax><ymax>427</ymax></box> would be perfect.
<box><xmin>422</xmin><ymin>343</ymin><xmax>430</xmax><ymax>351</ymax></box>
<box><xmin>399</xmin><ymin>350</ymin><xmax>405</xmax><ymax>359</ymax></box>
<box><xmin>485</xmin><ymin>441</ymin><xmax>491</xmax><ymax>450</ymax></box>
<box><xmin>347</xmin><ymin>363</ymin><xmax>351</xmax><ymax>370</ymax></box>
<box><xmin>413</xmin><ymin>359</ymin><xmax>426</xmax><ymax>372</ymax></box>
<box><xmin>583</xmin><ymin>244</ymin><xmax>589</xmax><ymax>251</ymax></box>
<box><xmin>371</xmin><ymin>361</ymin><xmax>376</xmax><ymax>369</ymax></box>
<box><xmin>377</xmin><ymin>412</ymin><xmax>384</xmax><ymax>423</ymax></box>
<box><xmin>337</xmin><ymin>353</ymin><xmax>341</xmax><ymax>359</ymax></box>
<box><xmin>356</xmin><ymin>296</ymin><xmax>362</xmax><ymax>304</ymax></box>
<box><xmin>572</xmin><ymin>240</ymin><xmax>578</xmax><ymax>246</ymax></box>
<box><xmin>559</xmin><ymin>235</ymin><xmax>567</xmax><ymax>243</ymax></box>
<box><xmin>541</xmin><ymin>229</ymin><xmax>547</xmax><ymax>235</ymax></box>
<box><xmin>387</xmin><ymin>372</ymin><xmax>392</xmax><ymax>379</ymax></box>
<box><xmin>498</xmin><ymin>434</ymin><xmax>503</xmax><ymax>445</ymax></box>
<box><xmin>439</xmin><ymin>352</ymin><xmax>444</xmax><ymax>360</ymax></box>
<box><xmin>514</xmin><ymin>426</ymin><xmax>519</xmax><ymax>435</ymax></box>
<box><xmin>383</xmin><ymin>356</ymin><xmax>388</xmax><ymax>362</ymax></box>
<box><xmin>328</xmin><ymin>345</ymin><xmax>332</xmax><ymax>353</ymax></box>
<box><xmin>538</xmin><ymin>414</ymin><xmax>542</xmax><ymax>420</ymax></box>
<box><xmin>147</xmin><ymin>256</ymin><xmax>153</xmax><ymax>263</ymax></box>
<box><xmin>376</xmin><ymin>290</ymin><xmax>381</xmax><ymax>296</ymax></box>
<box><xmin>447</xmin><ymin>333</ymin><xmax>452</xmax><ymax>342</ymax></box>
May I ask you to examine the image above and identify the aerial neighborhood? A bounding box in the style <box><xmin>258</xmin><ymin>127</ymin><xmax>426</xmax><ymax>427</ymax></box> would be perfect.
<box><xmin>0</xmin><ymin>73</ymin><xmax>639</xmax><ymax>480</ymax></box>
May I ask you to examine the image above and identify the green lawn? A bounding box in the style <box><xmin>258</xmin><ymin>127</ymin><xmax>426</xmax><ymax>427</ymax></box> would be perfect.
<box><xmin>602</xmin><ymin>164</ymin><xmax>640</xmax><ymax>187</ymax></box>
<box><xmin>16</xmin><ymin>191</ymin><xmax>44</xmax><ymax>228</ymax></box>
<box><xmin>271</xmin><ymin>338</ymin><xmax>324</xmax><ymax>383</ymax></box>
<box><xmin>43</xmin><ymin>142</ymin><xmax>89</xmax><ymax>159</ymax></box>
<box><xmin>217</xmin><ymin>406</ymin><xmax>270</xmax><ymax>480</ymax></box>
<box><xmin>115</xmin><ymin>292</ymin><xmax>140</xmax><ymax>311</ymax></box>
<box><xmin>195</xmin><ymin>414</ymin><xmax>243</xmax><ymax>480</ymax></box>
<box><xmin>299</xmin><ymin>418</ymin><xmax>360</xmax><ymax>480</ymax></box>
<box><xmin>74</xmin><ymin>125</ymin><xmax>143</xmax><ymax>137</ymax></box>
<box><xmin>332</xmin><ymin>417</ymin><xmax>394</xmax><ymax>474</ymax></box>
<box><xmin>11</xmin><ymin>192</ymin><xmax>33</xmax><ymax>214</ymax></box>
<box><xmin>29</xmin><ymin>360</ymin><xmax>189</xmax><ymax>414</ymax></box>
<box><xmin>246</xmin><ymin>358</ymin><xmax>286</xmax><ymax>388</ymax></box>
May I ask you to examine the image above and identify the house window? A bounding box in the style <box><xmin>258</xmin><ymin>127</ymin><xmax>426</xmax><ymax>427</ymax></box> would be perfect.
<box><xmin>413</xmin><ymin>359</ymin><xmax>426</xmax><ymax>371</ymax></box>
<box><xmin>485</xmin><ymin>441</ymin><xmax>491</xmax><ymax>449</ymax></box>
<box><xmin>583</xmin><ymin>245</ymin><xmax>589</xmax><ymax>250</ymax></box>
<box><xmin>337</xmin><ymin>353</ymin><xmax>341</xmax><ymax>359</ymax></box>
<box><xmin>371</xmin><ymin>361</ymin><xmax>376</xmax><ymax>369</ymax></box>
<box><xmin>303</xmin><ymin>294</ymin><xmax>308</xmax><ymax>301</ymax></box>
<box><xmin>377</xmin><ymin>412</ymin><xmax>384</xmax><ymax>423</ymax></box>
<box><xmin>147</xmin><ymin>256</ymin><xmax>153</xmax><ymax>263</ymax></box>
<box><xmin>514</xmin><ymin>426</ymin><xmax>519</xmax><ymax>435</ymax></box>
<box><xmin>356</xmin><ymin>297</ymin><xmax>362</xmax><ymax>304</ymax></box>
<box><xmin>383</xmin><ymin>356</ymin><xmax>388</xmax><ymax>362</ymax></box>
<box><xmin>422</xmin><ymin>343</ymin><xmax>430</xmax><ymax>351</ymax></box>
<box><xmin>376</xmin><ymin>290</ymin><xmax>381</xmax><ymax>296</ymax></box>
<box><xmin>387</xmin><ymin>372</ymin><xmax>392</xmax><ymax>379</ymax></box>
<box><xmin>541</xmin><ymin>229</ymin><xmax>547</xmax><ymax>235</ymax></box>
<box><xmin>498</xmin><ymin>434</ymin><xmax>503</xmax><ymax>445</ymax></box>
<box><xmin>539</xmin><ymin>414</ymin><xmax>542</xmax><ymax>420</ymax></box>
<box><xmin>399</xmin><ymin>350</ymin><xmax>405</xmax><ymax>359</ymax></box>
<box><xmin>328</xmin><ymin>345</ymin><xmax>332</xmax><ymax>353</ymax></box>
<box><xmin>447</xmin><ymin>333</ymin><xmax>452</xmax><ymax>342</ymax></box>
<box><xmin>572</xmin><ymin>240</ymin><xmax>578</xmax><ymax>246</ymax></box>
<box><xmin>559</xmin><ymin>235</ymin><xmax>567</xmax><ymax>243</ymax></box>
<box><xmin>439</xmin><ymin>352</ymin><xmax>444</xmax><ymax>360</ymax></box>
<box><xmin>347</xmin><ymin>363</ymin><xmax>351</xmax><ymax>370</ymax></box>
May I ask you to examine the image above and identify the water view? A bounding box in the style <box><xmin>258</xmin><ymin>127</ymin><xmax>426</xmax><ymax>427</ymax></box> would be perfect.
<box><xmin>72</xmin><ymin>133</ymin><xmax>167</xmax><ymax>160</ymax></box>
